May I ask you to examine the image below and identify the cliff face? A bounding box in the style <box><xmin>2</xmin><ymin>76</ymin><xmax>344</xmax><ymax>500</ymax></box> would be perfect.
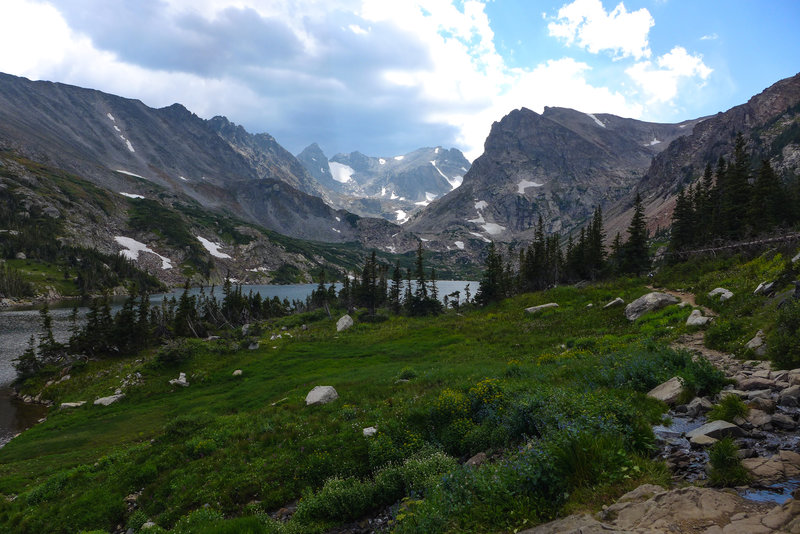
<box><xmin>0</xmin><ymin>72</ymin><xmax>403</xmax><ymax>246</ymax></box>
<box><xmin>603</xmin><ymin>72</ymin><xmax>800</xmax><ymax>239</ymax></box>
<box><xmin>407</xmin><ymin>106</ymin><xmax>696</xmax><ymax>244</ymax></box>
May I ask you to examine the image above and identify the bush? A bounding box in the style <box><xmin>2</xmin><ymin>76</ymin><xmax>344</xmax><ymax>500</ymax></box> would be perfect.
<box><xmin>398</xmin><ymin>367</ymin><xmax>418</xmax><ymax>380</ymax></box>
<box><xmin>707</xmin><ymin>395</ymin><xmax>749</xmax><ymax>423</ymax></box>
<box><xmin>768</xmin><ymin>299</ymin><xmax>800</xmax><ymax>369</ymax></box>
<box><xmin>707</xmin><ymin>438</ymin><xmax>750</xmax><ymax>487</ymax></box>
<box><xmin>155</xmin><ymin>339</ymin><xmax>194</xmax><ymax>366</ymax></box>
<box><xmin>705</xmin><ymin>318</ymin><xmax>746</xmax><ymax>352</ymax></box>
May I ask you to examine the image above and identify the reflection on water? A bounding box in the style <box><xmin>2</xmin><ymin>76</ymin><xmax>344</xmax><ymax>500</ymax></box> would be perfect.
<box><xmin>0</xmin><ymin>387</ymin><xmax>47</xmax><ymax>447</ymax></box>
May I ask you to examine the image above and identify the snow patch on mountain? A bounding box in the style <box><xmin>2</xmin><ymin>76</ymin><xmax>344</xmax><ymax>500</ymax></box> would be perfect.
<box><xmin>517</xmin><ymin>180</ymin><xmax>544</xmax><ymax>194</ymax></box>
<box><xmin>394</xmin><ymin>155</ymin><xmax>404</xmax><ymax>161</ymax></box>
<box><xmin>647</xmin><ymin>138</ymin><xmax>661</xmax><ymax>146</ymax></box>
<box><xmin>106</xmin><ymin>113</ymin><xmax>115</xmax><ymax>122</ymax></box>
<box><xmin>481</xmin><ymin>222</ymin><xmax>506</xmax><ymax>235</ymax></box>
<box><xmin>474</xmin><ymin>200</ymin><xmax>488</xmax><ymax>210</ymax></box>
<box><xmin>395</xmin><ymin>209</ymin><xmax>409</xmax><ymax>224</ymax></box>
<box><xmin>196</xmin><ymin>236</ymin><xmax>231</xmax><ymax>259</ymax></box>
<box><xmin>430</xmin><ymin>160</ymin><xmax>463</xmax><ymax>190</ymax></box>
<box><xmin>454</xmin><ymin>241</ymin><xmax>465</xmax><ymax>250</ymax></box>
<box><xmin>586</xmin><ymin>113</ymin><xmax>606</xmax><ymax>128</ymax></box>
<box><xmin>329</xmin><ymin>161</ymin><xmax>355</xmax><ymax>183</ymax></box>
<box><xmin>469</xmin><ymin>231</ymin><xmax>491</xmax><ymax>243</ymax></box>
<box><xmin>379</xmin><ymin>158</ymin><xmax>386</xmax><ymax>165</ymax></box>
<box><xmin>119</xmin><ymin>192</ymin><xmax>144</xmax><ymax>199</ymax></box>
<box><xmin>114</xmin><ymin>236</ymin><xmax>172</xmax><ymax>269</ymax></box>
<box><xmin>115</xmin><ymin>170</ymin><xmax>145</xmax><ymax>179</ymax></box>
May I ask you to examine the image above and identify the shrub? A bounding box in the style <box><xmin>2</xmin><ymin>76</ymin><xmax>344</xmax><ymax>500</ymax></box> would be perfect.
<box><xmin>705</xmin><ymin>318</ymin><xmax>746</xmax><ymax>352</ymax></box>
<box><xmin>707</xmin><ymin>438</ymin><xmax>750</xmax><ymax>487</ymax></box>
<box><xmin>155</xmin><ymin>339</ymin><xmax>194</xmax><ymax>366</ymax></box>
<box><xmin>398</xmin><ymin>367</ymin><xmax>418</xmax><ymax>380</ymax></box>
<box><xmin>293</xmin><ymin>476</ymin><xmax>375</xmax><ymax>523</ymax></box>
<box><xmin>768</xmin><ymin>299</ymin><xmax>800</xmax><ymax>369</ymax></box>
<box><xmin>707</xmin><ymin>395</ymin><xmax>749</xmax><ymax>423</ymax></box>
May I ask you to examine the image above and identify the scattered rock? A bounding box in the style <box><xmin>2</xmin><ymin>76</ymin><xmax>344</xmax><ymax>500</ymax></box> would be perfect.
<box><xmin>233</xmin><ymin>369</ymin><xmax>243</xmax><ymax>377</ymax></box>
<box><xmin>336</xmin><ymin>314</ymin><xmax>354</xmax><ymax>332</ymax></box>
<box><xmin>525</xmin><ymin>302</ymin><xmax>559</xmax><ymax>315</ymax></box>
<box><xmin>362</xmin><ymin>426</ymin><xmax>377</xmax><ymax>437</ymax></box>
<box><xmin>686</xmin><ymin>309</ymin><xmax>713</xmax><ymax>326</ymax></box>
<box><xmin>749</xmin><ymin>396</ymin><xmax>776</xmax><ymax>413</ymax></box>
<box><xmin>141</xmin><ymin>522</ymin><xmax>157</xmax><ymax>530</ymax></box>
<box><xmin>465</xmin><ymin>452</ymin><xmax>487</xmax><ymax>467</ymax></box>
<box><xmin>708</xmin><ymin>287</ymin><xmax>734</xmax><ymax>301</ymax></box>
<box><xmin>248</xmin><ymin>342</ymin><xmax>259</xmax><ymax>350</ymax></box>
<box><xmin>685</xmin><ymin>420</ymin><xmax>747</xmax><ymax>441</ymax></box>
<box><xmin>779</xmin><ymin>385</ymin><xmax>800</xmax><ymax>406</ymax></box>
<box><xmin>754</xmin><ymin>281</ymin><xmax>776</xmax><ymax>296</ymax></box>
<box><xmin>94</xmin><ymin>394</ymin><xmax>125</xmax><ymax>406</ymax></box>
<box><xmin>169</xmin><ymin>372</ymin><xmax>189</xmax><ymax>387</ymax></box>
<box><xmin>689</xmin><ymin>434</ymin><xmax>718</xmax><ymax>447</ymax></box>
<box><xmin>793</xmin><ymin>251</ymin><xmax>800</xmax><ymax>264</ymax></box>
<box><xmin>771</xmin><ymin>413</ymin><xmax>797</xmax><ymax>430</ymax></box>
<box><xmin>305</xmin><ymin>386</ymin><xmax>339</xmax><ymax>406</ymax></box>
<box><xmin>737</xmin><ymin>376</ymin><xmax>775</xmax><ymax>391</ymax></box>
<box><xmin>15</xmin><ymin>252</ymin><xmax>26</xmax><ymax>260</ymax></box>
<box><xmin>647</xmin><ymin>377</ymin><xmax>684</xmax><ymax>405</ymax></box>
<box><xmin>59</xmin><ymin>401</ymin><xmax>86</xmax><ymax>409</ymax></box>
<box><xmin>624</xmin><ymin>292</ymin><xmax>680</xmax><ymax>321</ymax></box>
<box><xmin>745</xmin><ymin>409</ymin><xmax>772</xmax><ymax>428</ymax></box>
<box><xmin>603</xmin><ymin>297</ymin><xmax>624</xmax><ymax>309</ymax></box>
<box><xmin>686</xmin><ymin>396</ymin><xmax>713</xmax><ymax>417</ymax></box>
<box><xmin>742</xmin><ymin>450</ymin><xmax>800</xmax><ymax>483</ymax></box>
<box><xmin>745</xmin><ymin>330</ymin><xmax>767</xmax><ymax>357</ymax></box>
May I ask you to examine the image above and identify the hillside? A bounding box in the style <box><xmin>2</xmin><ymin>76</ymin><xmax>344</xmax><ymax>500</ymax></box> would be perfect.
<box><xmin>2</xmin><ymin>241</ymin><xmax>800</xmax><ymax>532</ymax></box>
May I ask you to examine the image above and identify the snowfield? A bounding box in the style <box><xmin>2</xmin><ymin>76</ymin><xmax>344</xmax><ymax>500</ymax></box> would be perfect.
<box><xmin>114</xmin><ymin>236</ymin><xmax>172</xmax><ymax>269</ymax></box>
<box><xmin>329</xmin><ymin>162</ymin><xmax>355</xmax><ymax>183</ymax></box>
<box><xmin>196</xmin><ymin>236</ymin><xmax>231</xmax><ymax>259</ymax></box>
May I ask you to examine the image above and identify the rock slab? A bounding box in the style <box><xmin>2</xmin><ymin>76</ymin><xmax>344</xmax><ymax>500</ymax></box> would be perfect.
<box><xmin>647</xmin><ymin>377</ymin><xmax>684</xmax><ymax>405</ymax></box>
<box><xmin>94</xmin><ymin>394</ymin><xmax>125</xmax><ymax>406</ymax></box>
<box><xmin>624</xmin><ymin>292</ymin><xmax>680</xmax><ymax>321</ymax></box>
<box><xmin>686</xmin><ymin>309</ymin><xmax>713</xmax><ymax>326</ymax></box>
<box><xmin>525</xmin><ymin>303</ymin><xmax>559</xmax><ymax>315</ymax></box>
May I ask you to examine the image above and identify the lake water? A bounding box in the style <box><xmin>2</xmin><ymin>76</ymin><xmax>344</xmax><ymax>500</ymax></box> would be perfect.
<box><xmin>0</xmin><ymin>280</ymin><xmax>476</xmax><ymax>446</ymax></box>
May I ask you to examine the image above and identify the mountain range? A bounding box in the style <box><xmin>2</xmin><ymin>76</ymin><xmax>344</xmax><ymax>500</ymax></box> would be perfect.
<box><xmin>1</xmin><ymin>70</ymin><xmax>799</xmax><ymax>285</ymax></box>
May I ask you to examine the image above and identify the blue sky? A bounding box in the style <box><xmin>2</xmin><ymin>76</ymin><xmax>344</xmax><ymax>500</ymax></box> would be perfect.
<box><xmin>1</xmin><ymin>0</ymin><xmax>798</xmax><ymax>161</ymax></box>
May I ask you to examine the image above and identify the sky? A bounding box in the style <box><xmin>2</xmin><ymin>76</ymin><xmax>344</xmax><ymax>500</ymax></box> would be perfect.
<box><xmin>1</xmin><ymin>1</ymin><xmax>798</xmax><ymax>162</ymax></box>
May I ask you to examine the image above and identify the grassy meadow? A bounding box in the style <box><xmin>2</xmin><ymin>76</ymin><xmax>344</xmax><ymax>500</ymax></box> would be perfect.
<box><xmin>1</xmin><ymin>247</ymin><xmax>797</xmax><ymax>533</ymax></box>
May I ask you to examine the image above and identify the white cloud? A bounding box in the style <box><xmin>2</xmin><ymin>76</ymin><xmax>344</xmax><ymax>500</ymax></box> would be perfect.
<box><xmin>626</xmin><ymin>46</ymin><xmax>712</xmax><ymax>104</ymax></box>
<box><xmin>548</xmin><ymin>0</ymin><xmax>654</xmax><ymax>60</ymax></box>
<box><xmin>0</xmin><ymin>0</ymin><xmax>712</xmax><ymax>164</ymax></box>
<box><xmin>700</xmin><ymin>33</ymin><xmax>718</xmax><ymax>41</ymax></box>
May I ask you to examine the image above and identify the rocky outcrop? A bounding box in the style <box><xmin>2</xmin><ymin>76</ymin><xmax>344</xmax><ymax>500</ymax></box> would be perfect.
<box><xmin>603</xmin><ymin>297</ymin><xmax>625</xmax><ymax>309</ymax></box>
<box><xmin>687</xmin><ymin>309</ymin><xmax>713</xmax><ymax>326</ymax></box>
<box><xmin>169</xmin><ymin>373</ymin><xmax>189</xmax><ymax>387</ymax></box>
<box><xmin>647</xmin><ymin>377</ymin><xmax>684</xmax><ymax>405</ymax></box>
<box><xmin>708</xmin><ymin>288</ymin><xmax>734</xmax><ymax>302</ymax></box>
<box><xmin>624</xmin><ymin>292</ymin><xmax>680</xmax><ymax>321</ymax></box>
<box><xmin>94</xmin><ymin>394</ymin><xmax>125</xmax><ymax>406</ymax></box>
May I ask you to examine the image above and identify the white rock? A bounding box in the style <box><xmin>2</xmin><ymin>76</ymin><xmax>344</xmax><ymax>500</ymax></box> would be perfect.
<box><xmin>363</xmin><ymin>426</ymin><xmax>377</xmax><ymax>437</ymax></box>
<box><xmin>745</xmin><ymin>330</ymin><xmax>767</xmax><ymax>357</ymax></box>
<box><xmin>233</xmin><ymin>369</ymin><xmax>243</xmax><ymax>377</ymax></box>
<box><xmin>708</xmin><ymin>287</ymin><xmax>734</xmax><ymax>301</ymax></box>
<box><xmin>624</xmin><ymin>292</ymin><xmax>680</xmax><ymax>321</ymax></box>
<box><xmin>793</xmin><ymin>251</ymin><xmax>800</xmax><ymax>263</ymax></box>
<box><xmin>94</xmin><ymin>394</ymin><xmax>125</xmax><ymax>406</ymax></box>
<box><xmin>603</xmin><ymin>297</ymin><xmax>625</xmax><ymax>309</ymax></box>
<box><xmin>754</xmin><ymin>281</ymin><xmax>776</xmax><ymax>296</ymax></box>
<box><xmin>169</xmin><ymin>372</ymin><xmax>189</xmax><ymax>387</ymax></box>
<box><xmin>686</xmin><ymin>309</ymin><xmax>713</xmax><ymax>326</ymax></box>
<box><xmin>305</xmin><ymin>385</ymin><xmax>339</xmax><ymax>406</ymax></box>
<box><xmin>525</xmin><ymin>303</ymin><xmax>559</xmax><ymax>315</ymax></box>
<box><xmin>60</xmin><ymin>401</ymin><xmax>86</xmax><ymax>409</ymax></box>
<box><xmin>337</xmin><ymin>314</ymin><xmax>354</xmax><ymax>332</ymax></box>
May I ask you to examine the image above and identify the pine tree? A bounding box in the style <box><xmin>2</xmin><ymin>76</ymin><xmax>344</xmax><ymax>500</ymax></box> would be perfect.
<box><xmin>414</xmin><ymin>243</ymin><xmax>427</xmax><ymax>299</ymax></box>
<box><xmin>476</xmin><ymin>242</ymin><xmax>504</xmax><ymax>305</ymax></box>
<box><xmin>622</xmin><ymin>193</ymin><xmax>650</xmax><ymax>275</ymax></box>
<box><xmin>389</xmin><ymin>261</ymin><xmax>402</xmax><ymax>314</ymax></box>
<box><xmin>752</xmin><ymin>158</ymin><xmax>784</xmax><ymax>232</ymax></box>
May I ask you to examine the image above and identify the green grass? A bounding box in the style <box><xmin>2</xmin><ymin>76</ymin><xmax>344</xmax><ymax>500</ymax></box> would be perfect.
<box><xmin>0</xmin><ymin>279</ymin><xmax>738</xmax><ymax>533</ymax></box>
<box><xmin>6</xmin><ymin>259</ymin><xmax>79</xmax><ymax>296</ymax></box>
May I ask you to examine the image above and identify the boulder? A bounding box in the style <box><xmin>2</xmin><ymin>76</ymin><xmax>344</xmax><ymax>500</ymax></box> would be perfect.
<box><xmin>603</xmin><ymin>297</ymin><xmax>624</xmax><ymax>309</ymax></box>
<box><xmin>362</xmin><ymin>426</ymin><xmax>377</xmax><ymax>437</ymax></box>
<box><xmin>708</xmin><ymin>287</ymin><xmax>734</xmax><ymax>301</ymax></box>
<box><xmin>336</xmin><ymin>314</ymin><xmax>354</xmax><ymax>332</ymax></box>
<box><xmin>736</xmin><ymin>377</ymin><xmax>775</xmax><ymax>391</ymax></box>
<box><xmin>749</xmin><ymin>396</ymin><xmax>776</xmax><ymax>413</ymax></box>
<box><xmin>689</xmin><ymin>434</ymin><xmax>718</xmax><ymax>447</ymax></box>
<box><xmin>793</xmin><ymin>251</ymin><xmax>800</xmax><ymax>264</ymax></box>
<box><xmin>745</xmin><ymin>409</ymin><xmax>772</xmax><ymax>428</ymax></box>
<box><xmin>305</xmin><ymin>385</ymin><xmax>339</xmax><ymax>406</ymax></box>
<box><xmin>779</xmin><ymin>384</ymin><xmax>800</xmax><ymax>406</ymax></box>
<box><xmin>685</xmin><ymin>420</ymin><xmax>747</xmax><ymax>441</ymax></box>
<box><xmin>686</xmin><ymin>309</ymin><xmax>712</xmax><ymax>326</ymax></box>
<box><xmin>624</xmin><ymin>292</ymin><xmax>680</xmax><ymax>321</ymax></box>
<box><xmin>15</xmin><ymin>252</ymin><xmax>26</xmax><ymax>260</ymax></box>
<box><xmin>94</xmin><ymin>394</ymin><xmax>125</xmax><ymax>406</ymax></box>
<box><xmin>232</xmin><ymin>369</ymin><xmax>242</xmax><ymax>377</ymax></box>
<box><xmin>686</xmin><ymin>397</ymin><xmax>713</xmax><ymax>418</ymax></box>
<box><xmin>647</xmin><ymin>377</ymin><xmax>684</xmax><ymax>405</ymax></box>
<box><xmin>60</xmin><ymin>401</ymin><xmax>86</xmax><ymax>409</ymax></box>
<box><xmin>248</xmin><ymin>342</ymin><xmax>259</xmax><ymax>350</ymax></box>
<box><xmin>465</xmin><ymin>452</ymin><xmax>487</xmax><ymax>467</ymax></box>
<box><xmin>169</xmin><ymin>372</ymin><xmax>189</xmax><ymax>387</ymax></box>
<box><xmin>754</xmin><ymin>281</ymin><xmax>776</xmax><ymax>296</ymax></box>
<box><xmin>525</xmin><ymin>302</ymin><xmax>559</xmax><ymax>315</ymax></box>
<box><xmin>771</xmin><ymin>413</ymin><xmax>797</xmax><ymax>430</ymax></box>
<box><xmin>745</xmin><ymin>330</ymin><xmax>767</xmax><ymax>357</ymax></box>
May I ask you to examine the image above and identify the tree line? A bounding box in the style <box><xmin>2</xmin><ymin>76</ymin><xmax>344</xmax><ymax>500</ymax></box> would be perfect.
<box><xmin>669</xmin><ymin>132</ymin><xmax>800</xmax><ymax>256</ymax></box>
<box><xmin>476</xmin><ymin>195</ymin><xmax>650</xmax><ymax>305</ymax></box>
